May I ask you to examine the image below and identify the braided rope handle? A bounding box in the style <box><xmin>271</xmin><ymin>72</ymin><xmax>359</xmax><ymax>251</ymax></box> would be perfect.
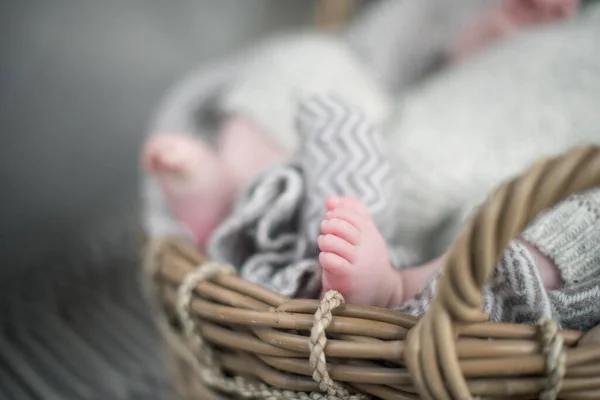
<box><xmin>309</xmin><ymin>291</ymin><xmax>370</xmax><ymax>399</ymax></box>
<box><xmin>176</xmin><ymin>262</ymin><xmax>237</xmax><ymax>366</ymax></box>
<box><xmin>405</xmin><ymin>146</ymin><xmax>600</xmax><ymax>400</ymax></box>
<box><xmin>538</xmin><ymin>318</ymin><xmax>566</xmax><ymax>400</ymax></box>
<box><xmin>144</xmin><ymin>241</ymin><xmax>370</xmax><ymax>400</ymax></box>
<box><xmin>310</xmin><ymin>291</ymin><xmax>347</xmax><ymax>396</ymax></box>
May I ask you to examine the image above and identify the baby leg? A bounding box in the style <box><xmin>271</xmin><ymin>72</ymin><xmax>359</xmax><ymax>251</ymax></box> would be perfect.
<box><xmin>143</xmin><ymin>116</ymin><xmax>285</xmax><ymax>249</ymax></box>
<box><xmin>452</xmin><ymin>0</ymin><xmax>579</xmax><ymax>62</ymax></box>
<box><xmin>218</xmin><ymin>116</ymin><xmax>285</xmax><ymax>190</ymax></box>
<box><xmin>143</xmin><ymin>133</ymin><xmax>236</xmax><ymax>248</ymax></box>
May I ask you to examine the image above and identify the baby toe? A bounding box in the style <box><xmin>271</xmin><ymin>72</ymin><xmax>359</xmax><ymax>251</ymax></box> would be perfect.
<box><xmin>337</xmin><ymin>196</ymin><xmax>369</xmax><ymax>215</ymax></box>
<box><xmin>319</xmin><ymin>252</ymin><xmax>350</xmax><ymax>275</ymax></box>
<box><xmin>144</xmin><ymin>148</ymin><xmax>175</xmax><ymax>174</ymax></box>
<box><xmin>143</xmin><ymin>137</ymin><xmax>166</xmax><ymax>169</ymax></box>
<box><xmin>319</xmin><ymin>252</ymin><xmax>354</xmax><ymax>296</ymax></box>
<box><xmin>318</xmin><ymin>234</ymin><xmax>356</xmax><ymax>262</ymax></box>
<box><xmin>321</xmin><ymin>218</ymin><xmax>360</xmax><ymax>245</ymax></box>
<box><xmin>324</xmin><ymin>208</ymin><xmax>366</xmax><ymax>230</ymax></box>
<box><xmin>325</xmin><ymin>195</ymin><xmax>369</xmax><ymax>216</ymax></box>
<box><xmin>325</xmin><ymin>195</ymin><xmax>342</xmax><ymax>211</ymax></box>
<box><xmin>144</xmin><ymin>136</ymin><xmax>186</xmax><ymax>171</ymax></box>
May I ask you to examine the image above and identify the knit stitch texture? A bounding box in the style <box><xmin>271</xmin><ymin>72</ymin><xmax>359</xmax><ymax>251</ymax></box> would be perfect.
<box><xmin>143</xmin><ymin>3</ymin><xmax>600</xmax><ymax>331</ymax></box>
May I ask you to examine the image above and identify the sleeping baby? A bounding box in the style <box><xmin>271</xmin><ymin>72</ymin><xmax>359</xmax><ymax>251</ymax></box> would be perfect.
<box><xmin>142</xmin><ymin>0</ymin><xmax>600</xmax><ymax>331</ymax></box>
<box><xmin>142</xmin><ymin>93</ymin><xmax>562</xmax><ymax>310</ymax></box>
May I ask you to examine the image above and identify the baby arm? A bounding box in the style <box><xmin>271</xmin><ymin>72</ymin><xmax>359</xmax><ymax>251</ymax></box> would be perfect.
<box><xmin>451</xmin><ymin>0</ymin><xmax>579</xmax><ymax>62</ymax></box>
<box><xmin>522</xmin><ymin>188</ymin><xmax>600</xmax><ymax>292</ymax></box>
<box><xmin>518</xmin><ymin>238</ymin><xmax>562</xmax><ymax>290</ymax></box>
<box><xmin>394</xmin><ymin>189</ymin><xmax>600</xmax><ymax>333</ymax></box>
<box><xmin>348</xmin><ymin>0</ymin><xmax>579</xmax><ymax>90</ymax></box>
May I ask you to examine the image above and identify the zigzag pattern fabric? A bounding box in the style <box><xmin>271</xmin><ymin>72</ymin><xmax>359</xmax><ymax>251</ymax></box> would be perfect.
<box><xmin>297</xmin><ymin>95</ymin><xmax>397</xmax><ymax>249</ymax></box>
<box><xmin>208</xmin><ymin>164</ymin><xmax>322</xmax><ymax>298</ymax></box>
<box><xmin>208</xmin><ymin>95</ymin><xmax>416</xmax><ymax>298</ymax></box>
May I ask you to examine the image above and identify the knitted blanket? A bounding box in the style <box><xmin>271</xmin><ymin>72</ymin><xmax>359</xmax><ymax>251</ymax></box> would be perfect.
<box><xmin>206</xmin><ymin>93</ymin><xmax>479</xmax><ymax>305</ymax></box>
<box><xmin>208</xmin><ymin>95</ymin><xmax>419</xmax><ymax>298</ymax></box>
<box><xmin>206</xmin><ymin>95</ymin><xmax>600</xmax><ymax>333</ymax></box>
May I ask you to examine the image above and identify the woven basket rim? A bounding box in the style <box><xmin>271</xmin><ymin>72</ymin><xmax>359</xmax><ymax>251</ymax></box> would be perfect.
<box><xmin>144</xmin><ymin>145</ymin><xmax>600</xmax><ymax>400</ymax></box>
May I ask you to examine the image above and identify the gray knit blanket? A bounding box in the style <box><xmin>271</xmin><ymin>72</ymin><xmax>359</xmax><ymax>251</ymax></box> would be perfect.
<box><xmin>207</xmin><ymin>95</ymin><xmax>418</xmax><ymax>298</ymax></box>
<box><xmin>205</xmin><ymin>95</ymin><xmax>600</xmax><ymax>333</ymax></box>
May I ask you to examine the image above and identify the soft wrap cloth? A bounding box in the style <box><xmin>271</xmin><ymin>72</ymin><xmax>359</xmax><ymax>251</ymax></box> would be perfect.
<box><xmin>208</xmin><ymin>95</ymin><xmax>418</xmax><ymax>298</ymax></box>
<box><xmin>207</xmin><ymin>95</ymin><xmax>600</xmax><ymax>333</ymax></box>
<box><xmin>145</xmin><ymin>4</ymin><xmax>600</xmax><ymax>332</ymax></box>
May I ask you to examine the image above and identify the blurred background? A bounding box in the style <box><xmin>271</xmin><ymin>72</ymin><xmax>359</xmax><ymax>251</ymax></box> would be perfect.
<box><xmin>0</xmin><ymin>1</ymin><xmax>355</xmax><ymax>398</ymax></box>
<box><xmin>0</xmin><ymin>0</ymin><xmax>322</xmax><ymax>277</ymax></box>
<box><xmin>3</xmin><ymin>1</ymin><xmax>599</xmax><ymax>399</ymax></box>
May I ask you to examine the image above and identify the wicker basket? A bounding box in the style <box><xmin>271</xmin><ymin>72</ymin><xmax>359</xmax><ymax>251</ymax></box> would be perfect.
<box><xmin>143</xmin><ymin>145</ymin><xmax>600</xmax><ymax>400</ymax></box>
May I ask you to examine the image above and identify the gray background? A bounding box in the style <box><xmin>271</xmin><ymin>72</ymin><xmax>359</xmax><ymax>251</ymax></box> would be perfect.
<box><xmin>0</xmin><ymin>2</ymin><xmax>318</xmax><ymax>398</ymax></box>
<box><xmin>0</xmin><ymin>0</ymin><xmax>316</xmax><ymax>273</ymax></box>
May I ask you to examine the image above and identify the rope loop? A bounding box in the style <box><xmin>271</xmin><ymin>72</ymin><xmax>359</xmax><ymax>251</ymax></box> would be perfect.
<box><xmin>176</xmin><ymin>261</ymin><xmax>236</xmax><ymax>366</ymax></box>
<box><xmin>309</xmin><ymin>291</ymin><xmax>370</xmax><ymax>399</ymax></box>
<box><xmin>537</xmin><ymin>318</ymin><xmax>566</xmax><ymax>400</ymax></box>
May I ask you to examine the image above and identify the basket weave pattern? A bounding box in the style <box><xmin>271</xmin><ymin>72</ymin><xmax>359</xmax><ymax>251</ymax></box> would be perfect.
<box><xmin>144</xmin><ymin>146</ymin><xmax>600</xmax><ymax>400</ymax></box>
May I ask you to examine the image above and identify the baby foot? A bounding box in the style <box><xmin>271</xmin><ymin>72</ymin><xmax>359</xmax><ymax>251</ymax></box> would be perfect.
<box><xmin>143</xmin><ymin>133</ymin><xmax>235</xmax><ymax>248</ymax></box>
<box><xmin>317</xmin><ymin>196</ymin><xmax>403</xmax><ymax>307</ymax></box>
<box><xmin>452</xmin><ymin>0</ymin><xmax>579</xmax><ymax>62</ymax></box>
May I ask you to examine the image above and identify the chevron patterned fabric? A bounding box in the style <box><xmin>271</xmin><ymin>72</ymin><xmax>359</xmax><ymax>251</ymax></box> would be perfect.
<box><xmin>208</xmin><ymin>163</ymin><xmax>323</xmax><ymax>298</ymax></box>
<box><xmin>208</xmin><ymin>95</ymin><xmax>418</xmax><ymax>298</ymax></box>
<box><xmin>297</xmin><ymin>95</ymin><xmax>396</xmax><ymax>247</ymax></box>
